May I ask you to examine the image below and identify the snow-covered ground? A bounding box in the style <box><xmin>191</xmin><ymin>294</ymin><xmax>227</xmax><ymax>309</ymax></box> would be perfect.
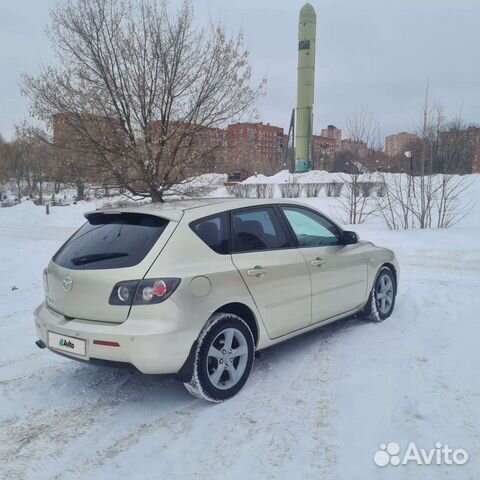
<box><xmin>1</xmin><ymin>177</ymin><xmax>480</xmax><ymax>479</ymax></box>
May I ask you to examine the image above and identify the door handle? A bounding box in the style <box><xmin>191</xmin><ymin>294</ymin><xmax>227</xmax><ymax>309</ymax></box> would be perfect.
<box><xmin>247</xmin><ymin>266</ymin><xmax>267</xmax><ymax>277</ymax></box>
<box><xmin>311</xmin><ymin>257</ymin><xmax>326</xmax><ymax>267</ymax></box>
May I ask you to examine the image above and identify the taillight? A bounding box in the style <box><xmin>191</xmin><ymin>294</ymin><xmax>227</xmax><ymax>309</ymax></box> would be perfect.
<box><xmin>109</xmin><ymin>280</ymin><xmax>139</xmax><ymax>306</ymax></box>
<box><xmin>141</xmin><ymin>280</ymin><xmax>167</xmax><ymax>302</ymax></box>
<box><xmin>109</xmin><ymin>278</ymin><xmax>180</xmax><ymax>306</ymax></box>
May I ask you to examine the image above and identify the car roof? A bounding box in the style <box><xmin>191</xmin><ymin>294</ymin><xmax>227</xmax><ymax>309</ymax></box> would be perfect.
<box><xmin>87</xmin><ymin>198</ymin><xmax>311</xmax><ymax>222</ymax></box>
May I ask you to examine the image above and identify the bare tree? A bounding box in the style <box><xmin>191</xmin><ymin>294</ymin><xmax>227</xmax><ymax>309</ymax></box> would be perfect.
<box><xmin>22</xmin><ymin>0</ymin><xmax>263</xmax><ymax>202</ymax></box>
<box><xmin>435</xmin><ymin>174</ymin><xmax>473</xmax><ymax>228</ymax></box>
<box><xmin>413</xmin><ymin>87</ymin><xmax>439</xmax><ymax>228</ymax></box>
<box><xmin>3</xmin><ymin>139</ymin><xmax>29</xmax><ymax>200</ymax></box>
<box><xmin>375</xmin><ymin>172</ymin><xmax>415</xmax><ymax>230</ymax></box>
<box><xmin>28</xmin><ymin>141</ymin><xmax>51</xmax><ymax>204</ymax></box>
<box><xmin>436</xmin><ymin>117</ymin><xmax>475</xmax><ymax>174</ymax></box>
<box><xmin>336</xmin><ymin>109</ymin><xmax>379</xmax><ymax>224</ymax></box>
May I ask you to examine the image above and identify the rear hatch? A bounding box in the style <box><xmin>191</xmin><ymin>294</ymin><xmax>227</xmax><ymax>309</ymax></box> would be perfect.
<box><xmin>45</xmin><ymin>211</ymin><xmax>178</xmax><ymax>323</ymax></box>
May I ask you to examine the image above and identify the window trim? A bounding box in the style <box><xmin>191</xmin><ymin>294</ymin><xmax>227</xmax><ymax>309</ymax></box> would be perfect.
<box><xmin>189</xmin><ymin>204</ymin><xmax>346</xmax><ymax>255</ymax></box>
<box><xmin>276</xmin><ymin>204</ymin><xmax>345</xmax><ymax>249</ymax></box>
<box><xmin>229</xmin><ymin>205</ymin><xmax>295</xmax><ymax>254</ymax></box>
<box><xmin>189</xmin><ymin>211</ymin><xmax>230</xmax><ymax>255</ymax></box>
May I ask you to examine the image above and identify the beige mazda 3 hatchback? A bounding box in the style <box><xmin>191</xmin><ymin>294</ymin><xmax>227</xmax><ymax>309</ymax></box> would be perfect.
<box><xmin>34</xmin><ymin>198</ymin><xmax>399</xmax><ymax>402</ymax></box>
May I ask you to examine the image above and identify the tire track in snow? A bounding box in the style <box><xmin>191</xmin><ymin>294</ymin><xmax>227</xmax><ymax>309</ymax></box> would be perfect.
<box><xmin>245</xmin><ymin>335</ymin><xmax>338</xmax><ymax>479</ymax></box>
<box><xmin>52</xmin><ymin>398</ymin><xmax>200</xmax><ymax>480</ymax></box>
<box><xmin>0</xmin><ymin>398</ymin><xmax>120</xmax><ymax>480</ymax></box>
<box><xmin>176</xmin><ymin>326</ymin><xmax>342</xmax><ymax>480</ymax></box>
<box><xmin>0</xmin><ymin>365</ymin><xmax>180</xmax><ymax>479</ymax></box>
<box><xmin>53</xmin><ymin>327</ymin><xmax>341</xmax><ymax>480</ymax></box>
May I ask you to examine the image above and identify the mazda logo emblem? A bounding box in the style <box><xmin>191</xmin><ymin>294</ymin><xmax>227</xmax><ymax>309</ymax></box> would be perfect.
<box><xmin>63</xmin><ymin>276</ymin><xmax>73</xmax><ymax>292</ymax></box>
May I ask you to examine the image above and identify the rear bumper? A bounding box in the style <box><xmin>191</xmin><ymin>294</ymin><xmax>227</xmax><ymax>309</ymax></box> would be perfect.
<box><xmin>46</xmin><ymin>346</ymin><xmax>139</xmax><ymax>370</ymax></box>
<box><xmin>34</xmin><ymin>302</ymin><xmax>197</xmax><ymax>374</ymax></box>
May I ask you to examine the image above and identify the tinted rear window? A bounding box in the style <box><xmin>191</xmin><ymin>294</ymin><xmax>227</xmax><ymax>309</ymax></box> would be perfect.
<box><xmin>190</xmin><ymin>212</ymin><xmax>229</xmax><ymax>254</ymax></box>
<box><xmin>232</xmin><ymin>207</ymin><xmax>290</xmax><ymax>252</ymax></box>
<box><xmin>53</xmin><ymin>213</ymin><xmax>169</xmax><ymax>270</ymax></box>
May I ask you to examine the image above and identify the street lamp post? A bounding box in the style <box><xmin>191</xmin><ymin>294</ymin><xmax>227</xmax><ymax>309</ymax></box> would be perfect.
<box><xmin>404</xmin><ymin>150</ymin><xmax>413</xmax><ymax>175</ymax></box>
<box><xmin>404</xmin><ymin>150</ymin><xmax>415</xmax><ymax>198</ymax></box>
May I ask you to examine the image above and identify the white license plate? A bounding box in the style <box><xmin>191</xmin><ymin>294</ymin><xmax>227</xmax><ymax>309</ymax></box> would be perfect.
<box><xmin>48</xmin><ymin>332</ymin><xmax>86</xmax><ymax>357</ymax></box>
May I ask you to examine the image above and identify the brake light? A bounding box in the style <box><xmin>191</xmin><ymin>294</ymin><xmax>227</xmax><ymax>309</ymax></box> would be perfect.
<box><xmin>109</xmin><ymin>278</ymin><xmax>180</xmax><ymax>306</ymax></box>
<box><xmin>142</xmin><ymin>280</ymin><xmax>167</xmax><ymax>302</ymax></box>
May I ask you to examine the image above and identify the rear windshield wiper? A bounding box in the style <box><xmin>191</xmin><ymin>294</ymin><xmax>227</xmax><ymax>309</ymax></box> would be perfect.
<box><xmin>71</xmin><ymin>252</ymin><xmax>129</xmax><ymax>265</ymax></box>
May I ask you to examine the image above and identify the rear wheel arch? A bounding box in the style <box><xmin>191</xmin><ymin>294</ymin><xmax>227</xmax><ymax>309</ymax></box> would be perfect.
<box><xmin>184</xmin><ymin>312</ymin><xmax>255</xmax><ymax>402</ymax></box>
<box><xmin>175</xmin><ymin>302</ymin><xmax>259</xmax><ymax>384</ymax></box>
<box><xmin>213</xmin><ymin>302</ymin><xmax>259</xmax><ymax>347</ymax></box>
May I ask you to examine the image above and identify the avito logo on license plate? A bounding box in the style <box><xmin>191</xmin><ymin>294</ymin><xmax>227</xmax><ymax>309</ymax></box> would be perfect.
<box><xmin>48</xmin><ymin>332</ymin><xmax>86</xmax><ymax>356</ymax></box>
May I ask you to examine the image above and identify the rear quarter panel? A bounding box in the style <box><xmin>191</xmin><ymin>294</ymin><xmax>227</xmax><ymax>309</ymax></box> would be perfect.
<box><xmin>132</xmin><ymin>214</ymin><xmax>270</xmax><ymax>346</ymax></box>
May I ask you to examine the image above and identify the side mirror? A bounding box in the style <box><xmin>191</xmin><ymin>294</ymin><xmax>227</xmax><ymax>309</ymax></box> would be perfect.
<box><xmin>341</xmin><ymin>230</ymin><xmax>359</xmax><ymax>245</ymax></box>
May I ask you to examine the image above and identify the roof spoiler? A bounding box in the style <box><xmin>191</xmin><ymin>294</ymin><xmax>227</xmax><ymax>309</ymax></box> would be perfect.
<box><xmin>84</xmin><ymin>208</ymin><xmax>183</xmax><ymax>222</ymax></box>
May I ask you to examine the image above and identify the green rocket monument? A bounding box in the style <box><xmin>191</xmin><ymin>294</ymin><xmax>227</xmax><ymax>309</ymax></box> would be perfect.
<box><xmin>295</xmin><ymin>3</ymin><xmax>316</xmax><ymax>172</ymax></box>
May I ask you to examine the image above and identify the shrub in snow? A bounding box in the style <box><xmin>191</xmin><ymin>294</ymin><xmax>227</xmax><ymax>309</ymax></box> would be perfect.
<box><xmin>303</xmin><ymin>183</ymin><xmax>323</xmax><ymax>197</ymax></box>
<box><xmin>376</xmin><ymin>173</ymin><xmax>474</xmax><ymax>230</ymax></box>
<box><xmin>279</xmin><ymin>183</ymin><xmax>302</xmax><ymax>198</ymax></box>
<box><xmin>360</xmin><ymin>182</ymin><xmax>375</xmax><ymax>197</ymax></box>
<box><xmin>337</xmin><ymin>176</ymin><xmax>377</xmax><ymax>224</ymax></box>
<box><xmin>225</xmin><ymin>184</ymin><xmax>257</xmax><ymax>198</ymax></box>
<box><xmin>255</xmin><ymin>184</ymin><xmax>275</xmax><ymax>198</ymax></box>
<box><xmin>225</xmin><ymin>185</ymin><xmax>240</xmax><ymax>197</ymax></box>
<box><xmin>326</xmin><ymin>182</ymin><xmax>343</xmax><ymax>197</ymax></box>
<box><xmin>376</xmin><ymin>182</ymin><xmax>386</xmax><ymax>197</ymax></box>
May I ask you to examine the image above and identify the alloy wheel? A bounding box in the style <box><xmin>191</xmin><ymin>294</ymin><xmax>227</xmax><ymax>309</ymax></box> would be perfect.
<box><xmin>376</xmin><ymin>273</ymin><xmax>394</xmax><ymax>315</ymax></box>
<box><xmin>206</xmin><ymin>327</ymin><xmax>249</xmax><ymax>390</ymax></box>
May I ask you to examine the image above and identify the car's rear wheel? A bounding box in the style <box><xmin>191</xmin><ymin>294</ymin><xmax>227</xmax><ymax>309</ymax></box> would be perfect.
<box><xmin>184</xmin><ymin>312</ymin><xmax>255</xmax><ymax>402</ymax></box>
<box><xmin>363</xmin><ymin>266</ymin><xmax>396</xmax><ymax>322</ymax></box>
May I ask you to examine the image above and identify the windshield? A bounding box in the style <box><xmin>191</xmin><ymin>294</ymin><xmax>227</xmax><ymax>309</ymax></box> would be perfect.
<box><xmin>53</xmin><ymin>212</ymin><xmax>169</xmax><ymax>270</ymax></box>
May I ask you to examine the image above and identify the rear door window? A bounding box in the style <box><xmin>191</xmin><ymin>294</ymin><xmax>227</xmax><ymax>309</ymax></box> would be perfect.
<box><xmin>231</xmin><ymin>207</ymin><xmax>290</xmax><ymax>253</ymax></box>
<box><xmin>53</xmin><ymin>212</ymin><xmax>169</xmax><ymax>270</ymax></box>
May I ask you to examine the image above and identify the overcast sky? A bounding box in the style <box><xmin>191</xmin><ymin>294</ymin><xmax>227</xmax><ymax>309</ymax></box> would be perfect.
<box><xmin>0</xmin><ymin>0</ymin><xmax>479</xmax><ymax>141</ymax></box>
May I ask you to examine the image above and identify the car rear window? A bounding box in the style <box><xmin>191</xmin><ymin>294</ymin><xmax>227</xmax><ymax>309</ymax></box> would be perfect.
<box><xmin>53</xmin><ymin>212</ymin><xmax>169</xmax><ymax>270</ymax></box>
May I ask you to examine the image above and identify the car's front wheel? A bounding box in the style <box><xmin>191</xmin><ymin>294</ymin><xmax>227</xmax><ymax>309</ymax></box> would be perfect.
<box><xmin>184</xmin><ymin>312</ymin><xmax>255</xmax><ymax>402</ymax></box>
<box><xmin>363</xmin><ymin>266</ymin><xmax>396</xmax><ymax>322</ymax></box>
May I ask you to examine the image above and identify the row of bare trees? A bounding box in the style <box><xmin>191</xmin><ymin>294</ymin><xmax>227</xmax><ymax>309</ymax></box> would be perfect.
<box><xmin>335</xmin><ymin>96</ymin><xmax>474</xmax><ymax>229</ymax></box>
<box><xmin>0</xmin><ymin>134</ymin><xmax>53</xmax><ymax>203</ymax></box>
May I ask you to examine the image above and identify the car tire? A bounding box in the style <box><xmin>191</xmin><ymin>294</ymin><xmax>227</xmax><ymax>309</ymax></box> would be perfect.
<box><xmin>184</xmin><ymin>312</ymin><xmax>255</xmax><ymax>403</ymax></box>
<box><xmin>363</xmin><ymin>266</ymin><xmax>396</xmax><ymax>322</ymax></box>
